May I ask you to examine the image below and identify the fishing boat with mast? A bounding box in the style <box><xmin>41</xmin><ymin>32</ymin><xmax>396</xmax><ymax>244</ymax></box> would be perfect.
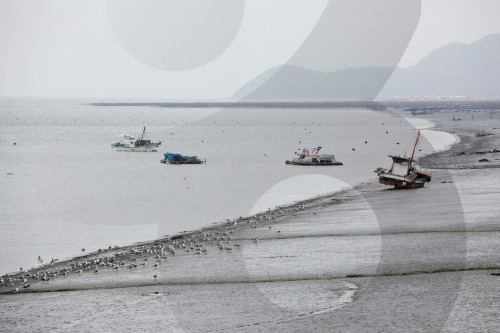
<box><xmin>374</xmin><ymin>130</ymin><xmax>432</xmax><ymax>189</ymax></box>
<box><xmin>111</xmin><ymin>126</ymin><xmax>161</xmax><ymax>152</ymax></box>
<box><xmin>285</xmin><ymin>146</ymin><xmax>343</xmax><ymax>166</ymax></box>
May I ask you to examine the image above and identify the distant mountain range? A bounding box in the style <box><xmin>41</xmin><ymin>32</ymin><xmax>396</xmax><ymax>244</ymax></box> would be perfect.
<box><xmin>234</xmin><ymin>34</ymin><xmax>500</xmax><ymax>100</ymax></box>
<box><xmin>378</xmin><ymin>34</ymin><xmax>500</xmax><ymax>98</ymax></box>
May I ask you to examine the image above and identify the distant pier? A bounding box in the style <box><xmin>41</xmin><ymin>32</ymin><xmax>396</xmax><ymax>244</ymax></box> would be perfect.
<box><xmin>89</xmin><ymin>101</ymin><xmax>388</xmax><ymax>110</ymax></box>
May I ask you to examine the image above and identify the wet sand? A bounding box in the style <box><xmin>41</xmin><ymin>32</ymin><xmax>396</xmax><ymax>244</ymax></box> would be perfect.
<box><xmin>1</xmin><ymin>108</ymin><xmax>499</xmax><ymax>332</ymax></box>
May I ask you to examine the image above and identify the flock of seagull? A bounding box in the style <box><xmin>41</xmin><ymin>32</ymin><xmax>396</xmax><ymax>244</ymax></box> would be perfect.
<box><xmin>1</xmin><ymin>203</ymin><xmax>310</xmax><ymax>294</ymax></box>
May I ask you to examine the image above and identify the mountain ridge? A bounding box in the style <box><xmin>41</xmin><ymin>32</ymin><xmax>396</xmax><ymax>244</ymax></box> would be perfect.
<box><xmin>233</xmin><ymin>34</ymin><xmax>500</xmax><ymax>100</ymax></box>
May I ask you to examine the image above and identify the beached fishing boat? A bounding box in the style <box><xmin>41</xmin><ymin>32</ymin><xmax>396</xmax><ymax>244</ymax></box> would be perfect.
<box><xmin>374</xmin><ymin>130</ymin><xmax>432</xmax><ymax>189</ymax></box>
<box><xmin>111</xmin><ymin>126</ymin><xmax>161</xmax><ymax>152</ymax></box>
<box><xmin>285</xmin><ymin>146</ymin><xmax>343</xmax><ymax>165</ymax></box>
<box><xmin>161</xmin><ymin>152</ymin><xmax>205</xmax><ymax>164</ymax></box>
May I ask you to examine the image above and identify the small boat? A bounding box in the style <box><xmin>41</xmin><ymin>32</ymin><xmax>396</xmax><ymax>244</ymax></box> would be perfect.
<box><xmin>111</xmin><ymin>126</ymin><xmax>161</xmax><ymax>152</ymax></box>
<box><xmin>285</xmin><ymin>146</ymin><xmax>343</xmax><ymax>166</ymax></box>
<box><xmin>374</xmin><ymin>130</ymin><xmax>432</xmax><ymax>189</ymax></box>
<box><xmin>161</xmin><ymin>152</ymin><xmax>205</xmax><ymax>164</ymax></box>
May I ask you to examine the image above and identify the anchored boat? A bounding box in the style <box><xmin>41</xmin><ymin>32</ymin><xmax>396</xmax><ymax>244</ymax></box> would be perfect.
<box><xmin>161</xmin><ymin>153</ymin><xmax>205</xmax><ymax>164</ymax></box>
<box><xmin>374</xmin><ymin>130</ymin><xmax>432</xmax><ymax>189</ymax></box>
<box><xmin>111</xmin><ymin>126</ymin><xmax>161</xmax><ymax>152</ymax></box>
<box><xmin>285</xmin><ymin>146</ymin><xmax>343</xmax><ymax>166</ymax></box>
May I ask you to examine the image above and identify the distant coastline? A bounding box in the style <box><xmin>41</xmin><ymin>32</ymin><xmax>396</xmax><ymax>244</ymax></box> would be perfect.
<box><xmin>89</xmin><ymin>99</ymin><xmax>500</xmax><ymax>110</ymax></box>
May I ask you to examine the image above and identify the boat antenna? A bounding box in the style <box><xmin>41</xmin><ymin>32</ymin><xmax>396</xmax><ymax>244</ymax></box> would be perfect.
<box><xmin>411</xmin><ymin>130</ymin><xmax>421</xmax><ymax>161</ymax></box>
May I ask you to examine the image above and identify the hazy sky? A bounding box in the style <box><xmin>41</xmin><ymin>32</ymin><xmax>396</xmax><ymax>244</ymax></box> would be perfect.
<box><xmin>399</xmin><ymin>0</ymin><xmax>500</xmax><ymax>68</ymax></box>
<box><xmin>0</xmin><ymin>0</ymin><xmax>499</xmax><ymax>99</ymax></box>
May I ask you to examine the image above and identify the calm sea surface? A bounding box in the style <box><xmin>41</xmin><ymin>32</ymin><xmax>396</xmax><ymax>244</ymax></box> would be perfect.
<box><xmin>0</xmin><ymin>98</ymin><xmax>475</xmax><ymax>274</ymax></box>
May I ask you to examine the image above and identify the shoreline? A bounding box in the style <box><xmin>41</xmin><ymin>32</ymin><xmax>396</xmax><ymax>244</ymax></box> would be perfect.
<box><xmin>1</xmin><ymin>111</ymin><xmax>498</xmax><ymax>291</ymax></box>
<box><xmin>1</xmin><ymin>108</ymin><xmax>495</xmax><ymax>281</ymax></box>
<box><xmin>413</xmin><ymin>109</ymin><xmax>500</xmax><ymax>169</ymax></box>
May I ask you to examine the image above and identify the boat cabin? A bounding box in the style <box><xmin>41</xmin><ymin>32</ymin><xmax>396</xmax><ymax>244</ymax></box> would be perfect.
<box><xmin>388</xmin><ymin>155</ymin><xmax>414</xmax><ymax>177</ymax></box>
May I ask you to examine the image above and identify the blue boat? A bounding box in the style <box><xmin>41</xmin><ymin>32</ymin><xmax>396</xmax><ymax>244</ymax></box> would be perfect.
<box><xmin>161</xmin><ymin>153</ymin><xmax>204</xmax><ymax>164</ymax></box>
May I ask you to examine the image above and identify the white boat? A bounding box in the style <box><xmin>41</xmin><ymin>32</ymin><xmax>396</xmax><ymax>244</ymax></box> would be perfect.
<box><xmin>374</xmin><ymin>130</ymin><xmax>432</xmax><ymax>189</ymax></box>
<box><xmin>111</xmin><ymin>126</ymin><xmax>161</xmax><ymax>152</ymax></box>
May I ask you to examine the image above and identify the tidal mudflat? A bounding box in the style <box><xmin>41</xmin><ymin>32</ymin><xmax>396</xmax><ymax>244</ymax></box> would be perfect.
<box><xmin>1</xmin><ymin>107</ymin><xmax>499</xmax><ymax>332</ymax></box>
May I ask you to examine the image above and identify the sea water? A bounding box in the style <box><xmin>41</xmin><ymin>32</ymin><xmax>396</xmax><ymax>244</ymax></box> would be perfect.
<box><xmin>0</xmin><ymin>98</ymin><xmax>461</xmax><ymax>274</ymax></box>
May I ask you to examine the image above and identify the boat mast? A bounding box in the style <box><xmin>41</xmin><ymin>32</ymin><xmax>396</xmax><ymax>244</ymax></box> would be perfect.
<box><xmin>140</xmin><ymin>126</ymin><xmax>146</xmax><ymax>141</ymax></box>
<box><xmin>411</xmin><ymin>130</ymin><xmax>421</xmax><ymax>161</ymax></box>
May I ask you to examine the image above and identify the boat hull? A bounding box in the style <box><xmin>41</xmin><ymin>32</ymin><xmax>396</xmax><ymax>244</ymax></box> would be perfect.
<box><xmin>378</xmin><ymin>176</ymin><xmax>426</xmax><ymax>189</ymax></box>
<box><xmin>160</xmin><ymin>159</ymin><xmax>204</xmax><ymax>164</ymax></box>
<box><xmin>112</xmin><ymin>143</ymin><xmax>161</xmax><ymax>152</ymax></box>
<box><xmin>285</xmin><ymin>160</ymin><xmax>343</xmax><ymax>166</ymax></box>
